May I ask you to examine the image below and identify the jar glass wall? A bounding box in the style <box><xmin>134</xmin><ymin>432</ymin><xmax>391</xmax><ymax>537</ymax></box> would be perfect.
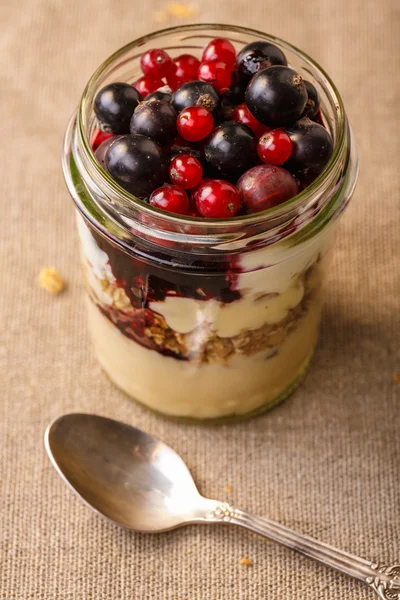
<box><xmin>62</xmin><ymin>25</ymin><xmax>358</xmax><ymax>421</ymax></box>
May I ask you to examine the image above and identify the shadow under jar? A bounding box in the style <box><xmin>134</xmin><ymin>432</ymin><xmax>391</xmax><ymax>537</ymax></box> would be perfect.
<box><xmin>62</xmin><ymin>24</ymin><xmax>358</xmax><ymax>422</ymax></box>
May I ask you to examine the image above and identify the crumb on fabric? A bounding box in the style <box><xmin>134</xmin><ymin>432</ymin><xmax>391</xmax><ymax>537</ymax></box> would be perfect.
<box><xmin>395</xmin><ymin>373</ymin><xmax>400</xmax><ymax>383</ymax></box>
<box><xmin>152</xmin><ymin>3</ymin><xmax>197</xmax><ymax>23</ymax></box>
<box><xmin>240</xmin><ymin>557</ymin><xmax>253</xmax><ymax>566</ymax></box>
<box><xmin>167</xmin><ymin>3</ymin><xmax>197</xmax><ymax>18</ymax></box>
<box><xmin>38</xmin><ymin>267</ymin><xmax>66</xmax><ymax>295</ymax></box>
<box><xmin>225</xmin><ymin>485</ymin><xmax>233</xmax><ymax>493</ymax></box>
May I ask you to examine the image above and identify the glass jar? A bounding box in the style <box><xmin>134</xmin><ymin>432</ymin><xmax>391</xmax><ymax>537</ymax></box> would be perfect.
<box><xmin>62</xmin><ymin>24</ymin><xmax>358</xmax><ymax>422</ymax></box>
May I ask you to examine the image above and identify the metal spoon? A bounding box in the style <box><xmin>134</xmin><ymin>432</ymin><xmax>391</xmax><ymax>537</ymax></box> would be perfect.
<box><xmin>45</xmin><ymin>414</ymin><xmax>399</xmax><ymax>598</ymax></box>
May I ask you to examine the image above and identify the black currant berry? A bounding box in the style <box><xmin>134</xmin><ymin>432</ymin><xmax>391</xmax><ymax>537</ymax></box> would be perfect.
<box><xmin>246</xmin><ymin>66</ymin><xmax>307</xmax><ymax>128</ymax></box>
<box><xmin>301</xmin><ymin>80</ymin><xmax>321</xmax><ymax>119</ymax></box>
<box><xmin>236</xmin><ymin>41</ymin><xmax>287</xmax><ymax>86</ymax></box>
<box><xmin>105</xmin><ymin>134</ymin><xmax>168</xmax><ymax>197</ymax></box>
<box><xmin>94</xmin><ymin>83</ymin><xmax>142</xmax><ymax>134</ymax></box>
<box><xmin>130</xmin><ymin>100</ymin><xmax>177</xmax><ymax>145</ymax></box>
<box><xmin>285</xmin><ymin>118</ymin><xmax>333</xmax><ymax>176</ymax></box>
<box><xmin>222</xmin><ymin>71</ymin><xmax>245</xmax><ymax>105</ymax></box>
<box><xmin>171</xmin><ymin>81</ymin><xmax>221</xmax><ymax>117</ymax></box>
<box><xmin>218</xmin><ymin>95</ymin><xmax>237</xmax><ymax>121</ymax></box>
<box><xmin>203</xmin><ymin>122</ymin><xmax>258</xmax><ymax>179</ymax></box>
<box><xmin>145</xmin><ymin>90</ymin><xmax>172</xmax><ymax>103</ymax></box>
<box><xmin>95</xmin><ymin>136</ymin><xmax>119</xmax><ymax>169</ymax></box>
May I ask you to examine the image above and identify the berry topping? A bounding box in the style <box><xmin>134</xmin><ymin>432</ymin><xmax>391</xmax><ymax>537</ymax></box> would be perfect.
<box><xmin>311</xmin><ymin>110</ymin><xmax>325</xmax><ymax>127</ymax></box>
<box><xmin>246</xmin><ymin>66</ymin><xmax>307</xmax><ymax>128</ymax></box>
<box><xmin>95</xmin><ymin>135</ymin><xmax>120</xmax><ymax>169</ymax></box>
<box><xmin>203</xmin><ymin>122</ymin><xmax>258</xmax><ymax>179</ymax></box>
<box><xmin>105</xmin><ymin>134</ymin><xmax>168</xmax><ymax>198</ymax></box>
<box><xmin>193</xmin><ymin>179</ymin><xmax>240</xmax><ymax>218</ymax></box>
<box><xmin>218</xmin><ymin>95</ymin><xmax>236</xmax><ymax>121</ymax></box>
<box><xmin>237</xmin><ymin>164</ymin><xmax>299</xmax><ymax>213</ymax></box>
<box><xmin>134</xmin><ymin>76</ymin><xmax>165</xmax><ymax>97</ymax></box>
<box><xmin>198</xmin><ymin>60</ymin><xmax>232</xmax><ymax>93</ymax></box>
<box><xmin>169</xmin><ymin>154</ymin><xmax>203</xmax><ymax>189</ymax></box>
<box><xmin>257</xmin><ymin>129</ymin><xmax>293</xmax><ymax>165</ymax></box>
<box><xmin>222</xmin><ymin>71</ymin><xmax>245</xmax><ymax>105</ymax></box>
<box><xmin>149</xmin><ymin>185</ymin><xmax>189</xmax><ymax>215</ymax></box>
<box><xmin>93</xmin><ymin>37</ymin><xmax>331</xmax><ymax>219</ymax></box>
<box><xmin>140</xmin><ymin>48</ymin><xmax>173</xmax><ymax>79</ymax></box>
<box><xmin>171</xmin><ymin>54</ymin><xmax>200</xmax><ymax>87</ymax></box>
<box><xmin>145</xmin><ymin>89</ymin><xmax>172</xmax><ymax>103</ymax></box>
<box><xmin>130</xmin><ymin>100</ymin><xmax>177</xmax><ymax>145</ymax></box>
<box><xmin>92</xmin><ymin>130</ymin><xmax>114</xmax><ymax>151</ymax></box>
<box><xmin>236</xmin><ymin>41</ymin><xmax>287</xmax><ymax>86</ymax></box>
<box><xmin>301</xmin><ymin>80</ymin><xmax>321</xmax><ymax>119</ymax></box>
<box><xmin>171</xmin><ymin>80</ymin><xmax>221</xmax><ymax>117</ymax></box>
<box><xmin>232</xmin><ymin>103</ymin><xmax>268</xmax><ymax>137</ymax></box>
<box><xmin>285</xmin><ymin>118</ymin><xmax>333</xmax><ymax>176</ymax></box>
<box><xmin>94</xmin><ymin>83</ymin><xmax>142</xmax><ymax>133</ymax></box>
<box><xmin>169</xmin><ymin>145</ymin><xmax>205</xmax><ymax>166</ymax></box>
<box><xmin>187</xmin><ymin>206</ymin><xmax>202</xmax><ymax>217</ymax></box>
<box><xmin>202</xmin><ymin>38</ymin><xmax>236</xmax><ymax>69</ymax></box>
<box><xmin>171</xmin><ymin>134</ymin><xmax>187</xmax><ymax>147</ymax></box>
<box><xmin>177</xmin><ymin>106</ymin><xmax>214</xmax><ymax>142</ymax></box>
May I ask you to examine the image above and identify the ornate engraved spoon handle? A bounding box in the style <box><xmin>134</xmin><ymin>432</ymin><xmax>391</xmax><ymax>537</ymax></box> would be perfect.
<box><xmin>207</xmin><ymin>503</ymin><xmax>400</xmax><ymax>598</ymax></box>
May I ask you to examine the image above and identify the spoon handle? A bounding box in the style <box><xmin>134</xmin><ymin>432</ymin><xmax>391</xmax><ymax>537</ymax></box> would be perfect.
<box><xmin>207</xmin><ymin>503</ymin><xmax>400</xmax><ymax>598</ymax></box>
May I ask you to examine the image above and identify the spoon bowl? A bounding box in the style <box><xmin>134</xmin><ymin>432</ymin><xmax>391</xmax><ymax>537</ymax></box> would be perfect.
<box><xmin>45</xmin><ymin>413</ymin><xmax>399</xmax><ymax>598</ymax></box>
<box><xmin>45</xmin><ymin>413</ymin><xmax>210</xmax><ymax>532</ymax></box>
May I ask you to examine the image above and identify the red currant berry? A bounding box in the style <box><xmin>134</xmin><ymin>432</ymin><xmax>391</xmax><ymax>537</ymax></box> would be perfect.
<box><xmin>91</xmin><ymin>130</ymin><xmax>113</xmax><ymax>151</ymax></box>
<box><xmin>140</xmin><ymin>49</ymin><xmax>173</xmax><ymax>79</ymax></box>
<box><xmin>149</xmin><ymin>185</ymin><xmax>189</xmax><ymax>215</ymax></box>
<box><xmin>198</xmin><ymin>60</ymin><xmax>232</xmax><ymax>93</ymax></box>
<box><xmin>171</xmin><ymin>54</ymin><xmax>200</xmax><ymax>87</ymax></box>
<box><xmin>202</xmin><ymin>38</ymin><xmax>236</xmax><ymax>69</ymax></box>
<box><xmin>169</xmin><ymin>154</ymin><xmax>203</xmax><ymax>189</ymax></box>
<box><xmin>133</xmin><ymin>76</ymin><xmax>164</xmax><ymax>97</ymax></box>
<box><xmin>193</xmin><ymin>179</ymin><xmax>240</xmax><ymax>218</ymax></box>
<box><xmin>232</xmin><ymin>103</ymin><xmax>268</xmax><ymax>137</ymax></box>
<box><xmin>187</xmin><ymin>204</ymin><xmax>201</xmax><ymax>217</ymax></box>
<box><xmin>177</xmin><ymin>106</ymin><xmax>214</xmax><ymax>142</ymax></box>
<box><xmin>257</xmin><ymin>129</ymin><xmax>293</xmax><ymax>165</ymax></box>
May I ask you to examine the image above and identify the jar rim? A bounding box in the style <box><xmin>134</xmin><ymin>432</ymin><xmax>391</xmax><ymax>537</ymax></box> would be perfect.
<box><xmin>67</xmin><ymin>23</ymin><xmax>352</xmax><ymax>249</ymax></box>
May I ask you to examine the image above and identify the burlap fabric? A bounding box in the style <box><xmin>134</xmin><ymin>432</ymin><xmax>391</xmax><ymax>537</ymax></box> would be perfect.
<box><xmin>1</xmin><ymin>1</ymin><xmax>399</xmax><ymax>598</ymax></box>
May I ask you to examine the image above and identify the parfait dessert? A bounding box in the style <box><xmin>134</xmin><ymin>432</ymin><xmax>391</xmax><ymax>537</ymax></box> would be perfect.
<box><xmin>63</xmin><ymin>26</ymin><xmax>358</xmax><ymax>420</ymax></box>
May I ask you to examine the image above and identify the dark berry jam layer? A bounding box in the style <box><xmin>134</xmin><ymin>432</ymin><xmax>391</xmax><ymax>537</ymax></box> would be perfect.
<box><xmin>91</xmin><ymin>227</ymin><xmax>241</xmax><ymax>307</ymax></box>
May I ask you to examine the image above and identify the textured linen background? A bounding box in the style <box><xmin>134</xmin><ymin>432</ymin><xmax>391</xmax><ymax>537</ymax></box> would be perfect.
<box><xmin>1</xmin><ymin>1</ymin><xmax>399</xmax><ymax>598</ymax></box>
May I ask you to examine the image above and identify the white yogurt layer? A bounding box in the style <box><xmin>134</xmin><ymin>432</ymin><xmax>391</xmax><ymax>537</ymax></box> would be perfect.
<box><xmin>149</xmin><ymin>277</ymin><xmax>304</xmax><ymax>337</ymax></box>
<box><xmin>237</xmin><ymin>225</ymin><xmax>334</xmax><ymax>296</ymax></box>
<box><xmin>77</xmin><ymin>214</ymin><xmax>115</xmax><ymax>281</ymax></box>
<box><xmin>77</xmin><ymin>214</ymin><xmax>118</xmax><ymax>306</ymax></box>
<box><xmin>87</xmin><ymin>298</ymin><xmax>322</xmax><ymax>419</ymax></box>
